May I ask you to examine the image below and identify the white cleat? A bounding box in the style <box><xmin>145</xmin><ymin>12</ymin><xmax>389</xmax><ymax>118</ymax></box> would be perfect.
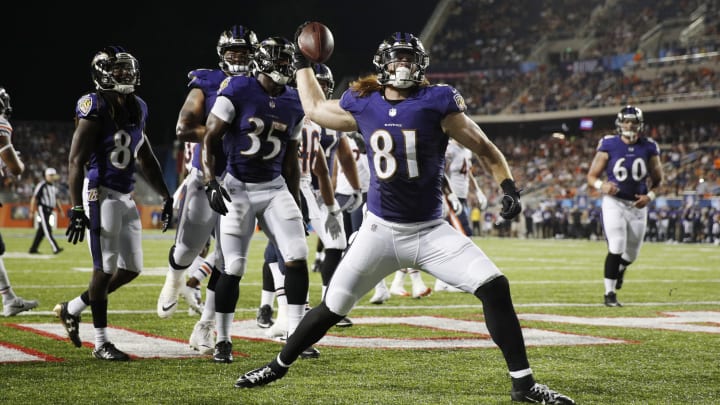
<box><xmin>389</xmin><ymin>286</ymin><xmax>410</xmax><ymax>297</ymax></box>
<box><xmin>157</xmin><ymin>271</ymin><xmax>185</xmax><ymax>318</ymax></box>
<box><xmin>369</xmin><ymin>289</ymin><xmax>391</xmax><ymax>304</ymax></box>
<box><xmin>3</xmin><ymin>296</ymin><xmax>39</xmax><ymax>317</ymax></box>
<box><xmin>412</xmin><ymin>285</ymin><xmax>432</xmax><ymax>299</ymax></box>
<box><xmin>189</xmin><ymin>320</ymin><xmax>215</xmax><ymax>355</ymax></box>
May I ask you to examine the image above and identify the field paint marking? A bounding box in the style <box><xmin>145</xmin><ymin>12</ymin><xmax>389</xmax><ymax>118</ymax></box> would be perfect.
<box><xmin>2</xmin><ymin>323</ymin><xmax>235</xmax><ymax>363</ymax></box>
<box><xmin>230</xmin><ymin>316</ymin><xmax>626</xmax><ymax>349</ymax></box>
<box><xmin>0</xmin><ymin>341</ymin><xmax>63</xmax><ymax>363</ymax></box>
<box><xmin>519</xmin><ymin>311</ymin><xmax>720</xmax><ymax>333</ymax></box>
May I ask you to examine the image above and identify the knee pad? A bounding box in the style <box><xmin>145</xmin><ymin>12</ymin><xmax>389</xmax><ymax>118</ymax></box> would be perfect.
<box><xmin>225</xmin><ymin>257</ymin><xmax>247</xmax><ymax>277</ymax></box>
<box><xmin>168</xmin><ymin>244</ymin><xmax>195</xmax><ymax>270</ymax></box>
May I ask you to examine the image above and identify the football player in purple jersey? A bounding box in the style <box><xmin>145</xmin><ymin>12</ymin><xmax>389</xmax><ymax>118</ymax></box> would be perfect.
<box><xmin>58</xmin><ymin>46</ymin><xmax>173</xmax><ymax>360</ymax></box>
<box><xmin>201</xmin><ymin>37</ymin><xmax>310</xmax><ymax>364</ymax></box>
<box><xmin>587</xmin><ymin>105</ymin><xmax>663</xmax><ymax>307</ymax></box>
<box><xmin>155</xmin><ymin>25</ymin><xmax>259</xmax><ymax>357</ymax></box>
<box><xmin>0</xmin><ymin>86</ymin><xmax>39</xmax><ymax>317</ymax></box>
<box><xmin>235</xmin><ymin>28</ymin><xmax>575</xmax><ymax>405</ymax></box>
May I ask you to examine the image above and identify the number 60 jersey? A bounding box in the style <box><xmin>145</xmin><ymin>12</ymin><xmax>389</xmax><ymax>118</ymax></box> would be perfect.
<box><xmin>75</xmin><ymin>92</ymin><xmax>148</xmax><ymax>193</ymax></box>
<box><xmin>596</xmin><ymin>134</ymin><xmax>660</xmax><ymax>201</ymax></box>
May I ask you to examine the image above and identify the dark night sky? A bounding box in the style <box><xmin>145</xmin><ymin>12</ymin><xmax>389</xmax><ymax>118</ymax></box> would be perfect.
<box><xmin>5</xmin><ymin>1</ymin><xmax>439</xmax><ymax>145</ymax></box>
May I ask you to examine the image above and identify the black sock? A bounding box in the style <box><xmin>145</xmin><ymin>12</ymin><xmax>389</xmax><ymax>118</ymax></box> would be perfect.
<box><xmin>604</xmin><ymin>253</ymin><xmax>622</xmax><ymax>279</ymax></box>
<box><xmin>474</xmin><ymin>276</ymin><xmax>530</xmax><ymax>372</ymax></box>
<box><xmin>284</xmin><ymin>262</ymin><xmax>309</xmax><ymax>305</ymax></box>
<box><xmin>279</xmin><ymin>302</ymin><xmax>343</xmax><ymax>365</ymax></box>
<box><xmin>90</xmin><ymin>299</ymin><xmax>108</xmax><ymax>328</ymax></box>
<box><xmin>214</xmin><ymin>273</ymin><xmax>241</xmax><ymax>313</ymax></box>
<box><xmin>319</xmin><ymin>248</ymin><xmax>343</xmax><ymax>287</ymax></box>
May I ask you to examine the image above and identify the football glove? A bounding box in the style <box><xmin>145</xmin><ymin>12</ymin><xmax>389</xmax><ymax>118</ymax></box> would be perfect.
<box><xmin>292</xmin><ymin>22</ymin><xmax>312</xmax><ymax>70</ymax></box>
<box><xmin>342</xmin><ymin>189</ymin><xmax>363</xmax><ymax>213</ymax></box>
<box><xmin>476</xmin><ymin>190</ymin><xmax>488</xmax><ymax>211</ymax></box>
<box><xmin>205</xmin><ymin>179</ymin><xmax>231</xmax><ymax>216</ymax></box>
<box><xmin>325</xmin><ymin>204</ymin><xmax>343</xmax><ymax>239</ymax></box>
<box><xmin>66</xmin><ymin>206</ymin><xmax>89</xmax><ymax>244</ymax></box>
<box><xmin>499</xmin><ymin>179</ymin><xmax>522</xmax><ymax>220</ymax></box>
<box><xmin>161</xmin><ymin>197</ymin><xmax>173</xmax><ymax>233</ymax></box>
<box><xmin>446</xmin><ymin>192</ymin><xmax>463</xmax><ymax>215</ymax></box>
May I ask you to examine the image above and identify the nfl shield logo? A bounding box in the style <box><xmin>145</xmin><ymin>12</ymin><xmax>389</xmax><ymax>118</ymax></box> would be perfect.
<box><xmin>269</xmin><ymin>100</ymin><xmax>276</xmax><ymax>108</ymax></box>
<box><xmin>388</xmin><ymin>108</ymin><xmax>397</xmax><ymax>117</ymax></box>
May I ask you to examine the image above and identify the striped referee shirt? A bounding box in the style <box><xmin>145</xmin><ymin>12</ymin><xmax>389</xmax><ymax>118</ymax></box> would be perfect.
<box><xmin>32</xmin><ymin>181</ymin><xmax>58</xmax><ymax>209</ymax></box>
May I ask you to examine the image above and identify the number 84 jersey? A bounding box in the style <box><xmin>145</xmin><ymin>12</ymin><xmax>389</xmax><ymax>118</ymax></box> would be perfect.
<box><xmin>597</xmin><ymin>134</ymin><xmax>660</xmax><ymax>201</ymax></box>
<box><xmin>75</xmin><ymin>92</ymin><xmax>147</xmax><ymax>194</ymax></box>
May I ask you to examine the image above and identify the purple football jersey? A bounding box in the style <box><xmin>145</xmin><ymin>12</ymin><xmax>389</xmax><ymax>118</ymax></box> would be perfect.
<box><xmin>217</xmin><ymin>76</ymin><xmax>304</xmax><ymax>183</ymax></box>
<box><xmin>340</xmin><ymin>85</ymin><xmax>465</xmax><ymax>222</ymax></box>
<box><xmin>187</xmin><ymin>68</ymin><xmax>228</xmax><ymax>177</ymax></box>
<box><xmin>597</xmin><ymin>134</ymin><xmax>660</xmax><ymax>201</ymax></box>
<box><xmin>75</xmin><ymin>92</ymin><xmax>147</xmax><ymax>193</ymax></box>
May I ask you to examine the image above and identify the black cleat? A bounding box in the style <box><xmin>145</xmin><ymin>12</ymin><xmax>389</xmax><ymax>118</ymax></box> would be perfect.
<box><xmin>92</xmin><ymin>342</ymin><xmax>130</xmax><ymax>361</ymax></box>
<box><xmin>53</xmin><ymin>302</ymin><xmax>82</xmax><ymax>347</ymax></box>
<box><xmin>235</xmin><ymin>361</ymin><xmax>288</xmax><ymax>388</ymax></box>
<box><xmin>511</xmin><ymin>383</ymin><xmax>575</xmax><ymax>404</ymax></box>
<box><xmin>213</xmin><ymin>340</ymin><xmax>233</xmax><ymax>363</ymax></box>
<box><xmin>335</xmin><ymin>317</ymin><xmax>353</xmax><ymax>328</ymax></box>
<box><xmin>604</xmin><ymin>292</ymin><xmax>623</xmax><ymax>307</ymax></box>
<box><xmin>300</xmin><ymin>346</ymin><xmax>320</xmax><ymax>359</ymax></box>
<box><xmin>256</xmin><ymin>304</ymin><xmax>274</xmax><ymax>329</ymax></box>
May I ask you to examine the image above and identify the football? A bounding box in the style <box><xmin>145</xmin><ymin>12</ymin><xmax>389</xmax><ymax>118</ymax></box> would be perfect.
<box><xmin>297</xmin><ymin>22</ymin><xmax>335</xmax><ymax>64</ymax></box>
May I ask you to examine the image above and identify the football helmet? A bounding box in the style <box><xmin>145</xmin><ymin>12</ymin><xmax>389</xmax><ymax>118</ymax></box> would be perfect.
<box><xmin>217</xmin><ymin>25</ymin><xmax>258</xmax><ymax>76</ymax></box>
<box><xmin>91</xmin><ymin>46</ymin><xmax>140</xmax><ymax>94</ymax></box>
<box><xmin>252</xmin><ymin>37</ymin><xmax>295</xmax><ymax>85</ymax></box>
<box><xmin>0</xmin><ymin>86</ymin><xmax>11</xmax><ymax>118</ymax></box>
<box><xmin>373</xmin><ymin>32</ymin><xmax>429</xmax><ymax>89</ymax></box>
<box><xmin>615</xmin><ymin>105</ymin><xmax>644</xmax><ymax>143</ymax></box>
<box><xmin>314</xmin><ymin>63</ymin><xmax>334</xmax><ymax>98</ymax></box>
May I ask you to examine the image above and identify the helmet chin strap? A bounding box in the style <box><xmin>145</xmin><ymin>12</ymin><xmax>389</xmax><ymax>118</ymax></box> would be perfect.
<box><xmin>621</xmin><ymin>131</ymin><xmax>638</xmax><ymax>143</ymax></box>
<box><xmin>114</xmin><ymin>85</ymin><xmax>135</xmax><ymax>94</ymax></box>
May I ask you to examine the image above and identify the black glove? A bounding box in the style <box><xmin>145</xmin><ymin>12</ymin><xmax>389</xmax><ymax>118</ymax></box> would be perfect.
<box><xmin>292</xmin><ymin>22</ymin><xmax>312</xmax><ymax>70</ymax></box>
<box><xmin>66</xmin><ymin>206</ymin><xmax>89</xmax><ymax>244</ymax></box>
<box><xmin>161</xmin><ymin>198</ymin><xmax>173</xmax><ymax>233</ymax></box>
<box><xmin>499</xmin><ymin>179</ymin><xmax>522</xmax><ymax>220</ymax></box>
<box><xmin>205</xmin><ymin>179</ymin><xmax>231</xmax><ymax>215</ymax></box>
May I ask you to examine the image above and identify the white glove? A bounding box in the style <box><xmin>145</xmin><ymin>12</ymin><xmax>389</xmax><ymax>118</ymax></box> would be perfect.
<box><xmin>325</xmin><ymin>203</ymin><xmax>343</xmax><ymax>239</ymax></box>
<box><xmin>447</xmin><ymin>192</ymin><xmax>463</xmax><ymax>214</ymax></box>
<box><xmin>342</xmin><ymin>189</ymin><xmax>364</xmax><ymax>213</ymax></box>
<box><xmin>476</xmin><ymin>190</ymin><xmax>488</xmax><ymax>211</ymax></box>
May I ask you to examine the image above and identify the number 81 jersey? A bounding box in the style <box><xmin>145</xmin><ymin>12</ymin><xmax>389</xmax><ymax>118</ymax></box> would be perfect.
<box><xmin>75</xmin><ymin>92</ymin><xmax>147</xmax><ymax>193</ymax></box>
<box><xmin>597</xmin><ymin>134</ymin><xmax>660</xmax><ymax>201</ymax></box>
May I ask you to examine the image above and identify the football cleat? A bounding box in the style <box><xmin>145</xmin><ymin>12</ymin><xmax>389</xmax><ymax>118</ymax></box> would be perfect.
<box><xmin>256</xmin><ymin>304</ymin><xmax>274</xmax><ymax>328</ymax></box>
<box><xmin>510</xmin><ymin>383</ymin><xmax>575</xmax><ymax>404</ymax></box>
<box><xmin>234</xmin><ymin>362</ymin><xmax>288</xmax><ymax>388</ymax></box>
<box><xmin>180</xmin><ymin>285</ymin><xmax>203</xmax><ymax>316</ymax></box>
<box><xmin>53</xmin><ymin>301</ymin><xmax>82</xmax><ymax>347</ymax></box>
<box><xmin>213</xmin><ymin>340</ymin><xmax>233</xmax><ymax>363</ymax></box>
<box><xmin>604</xmin><ymin>292</ymin><xmax>623</xmax><ymax>307</ymax></box>
<box><xmin>156</xmin><ymin>271</ymin><xmax>185</xmax><ymax>318</ymax></box>
<box><xmin>412</xmin><ymin>286</ymin><xmax>432</xmax><ymax>299</ymax></box>
<box><xmin>189</xmin><ymin>320</ymin><xmax>215</xmax><ymax>355</ymax></box>
<box><xmin>92</xmin><ymin>342</ymin><xmax>130</xmax><ymax>361</ymax></box>
<box><xmin>369</xmin><ymin>289</ymin><xmax>391</xmax><ymax>304</ymax></box>
<box><xmin>335</xmin><ymin>317</ymin><xmax>353</xmax><ymax>328</ymax></box>
<box><xmin>389</xmin><ymin>286</ymin><xmax>410</xmax><ymax>297</ymax></box>
<box><xmin>3</xmin><ymin>296</ymin><xmax>38</xmax><ymax>317</ymax></box>
<box><xmin>300</xmin><ymin>346</ymin><xmax>320</xmax><ymax>359</ymax></box>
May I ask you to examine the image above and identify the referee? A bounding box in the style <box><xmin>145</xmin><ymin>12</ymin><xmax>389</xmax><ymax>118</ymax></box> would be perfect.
<box><xmin>28</xmin><ymin>167</ymin><xmax>64</xmax><ymax>254</ymax></box>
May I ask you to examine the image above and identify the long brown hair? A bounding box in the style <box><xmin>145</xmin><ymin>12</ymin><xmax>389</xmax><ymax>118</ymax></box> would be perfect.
<box><xmin>349</xmin><ymin>74</ymin><xmax>431</xmax><ymax>98</ymax></box>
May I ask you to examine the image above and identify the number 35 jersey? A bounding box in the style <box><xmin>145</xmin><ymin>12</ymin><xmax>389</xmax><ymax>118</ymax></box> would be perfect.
<box><xmin>597</xmin><ymin>134</ymin><xmax>660</xmax><ymax>201</ymax></box>
<box><xmin>340</xmin><ymin>85</ymin><xmax>465</xmax><ymax>223</ymax></box>
<box><xmin>75</xmin><ymin>92</ymin><xmax>148</xmax><ymax>193</ymax></box>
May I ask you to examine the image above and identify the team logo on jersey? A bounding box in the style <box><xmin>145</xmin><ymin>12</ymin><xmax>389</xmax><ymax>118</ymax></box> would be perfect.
<box><xmin>388</xmin><ymin>108</ymin><xmax>397</xmax><ymax>117</ymax></box>
<box><xmin>269</xmin><ymin>99</ymin><xmax>276</xmax><ymax>108</ymax></box>
<box><xmin>453</xmin><ymin>93</ymin><xmax>467</xmax><ymax>112</ymax></box>
<box><xmin>78</xmin><ymin>96</ymin><xmax>93</xmax><ymax>117</ymax></box>
<box><xmin>219</xmin><ymin>77</ymin><xmax>231</xmax><ymax>92</ymax></box>
<box><xmin>87</xmin><ymin>188</ymin><xmax>98</xmax><ymax>202</ymax></box>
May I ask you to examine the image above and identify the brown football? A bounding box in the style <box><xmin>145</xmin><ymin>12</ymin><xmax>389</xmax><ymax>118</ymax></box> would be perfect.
<box><xmin>297</xmin><ymin>22</ymin><xmax>335</xmax><ymax>64</ymax></box>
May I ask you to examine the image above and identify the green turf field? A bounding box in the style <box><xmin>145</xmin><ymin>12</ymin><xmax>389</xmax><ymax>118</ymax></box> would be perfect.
<box><xmin>0</xmin><ymin>227</ymin><xmax>717</xmax><ymax>404</ymax></box>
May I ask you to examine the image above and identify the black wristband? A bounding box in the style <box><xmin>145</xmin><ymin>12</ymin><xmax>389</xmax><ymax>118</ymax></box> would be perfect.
<box><xmin>500</xmin><ymin>179</ymin><xmax>517</xmax><ymax>195</ymax></box>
